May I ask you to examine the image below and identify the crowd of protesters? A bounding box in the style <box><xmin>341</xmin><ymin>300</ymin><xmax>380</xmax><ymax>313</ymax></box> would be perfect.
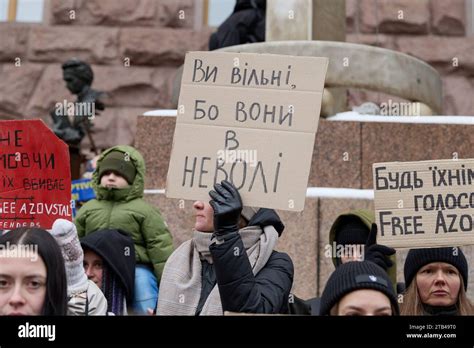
<box><xmin>3</xmin><ymin>0</ymin><xmax>472</xmax><ymax>318</ymax></box>
<box><xmin>0</xmin><ymin>145</ymin><xmax>472</xmax><ymax>316</ymax></box>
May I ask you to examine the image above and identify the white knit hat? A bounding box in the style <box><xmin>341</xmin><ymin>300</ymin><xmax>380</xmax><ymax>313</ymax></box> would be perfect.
<box><xmin>51</xmin><ymin>219</ymin><xmax>88</xmax><ymax>295</ymax></box>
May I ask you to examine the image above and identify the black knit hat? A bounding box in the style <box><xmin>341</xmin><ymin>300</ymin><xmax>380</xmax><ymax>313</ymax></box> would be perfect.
<box><xmin>320</xmin><ymin>261</ymin><xmax>399</xmax><ymax>316</ymax></box>
<box><xmin>98</xmin><ymin>150</ymin><xmax>137</xmax><ymax>185</ymax></box>
<box><xmin>404</xmin><ymin>247</ymin><xmax>468</xmax><ymax>290</ymax></box>
<box><xmin>335</xmin><ymin>216</ymin><xmax>370</xmax><ymax>246</ymax></box>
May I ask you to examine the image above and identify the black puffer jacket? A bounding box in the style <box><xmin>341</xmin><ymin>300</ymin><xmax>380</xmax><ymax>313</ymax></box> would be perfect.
<box><xmin>195</xmin><ymin>209</ymin><xmax>294</xmax><ymax>315</ymax></box>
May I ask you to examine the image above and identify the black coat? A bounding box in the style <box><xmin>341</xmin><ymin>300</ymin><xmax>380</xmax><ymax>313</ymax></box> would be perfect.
<box><xmin>195</xmin><ymin>209</ymin><xmax>293</xmax><ymax>315</ymax></box>
<box><xmin>288</xmin><ymin>296</ymin><xmax>321</xmax><ymax>315</ymax></box>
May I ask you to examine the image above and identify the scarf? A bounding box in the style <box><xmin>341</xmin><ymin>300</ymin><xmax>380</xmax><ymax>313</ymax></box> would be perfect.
<box><xmin>422</xmin><ymin>303</ymin><xmax>459</xmax><ymax>316</ymax></box>
<box><xmin>157</xmin><ymin>225</ymin><xmax>279</xmax><ymax>315</ymax></box>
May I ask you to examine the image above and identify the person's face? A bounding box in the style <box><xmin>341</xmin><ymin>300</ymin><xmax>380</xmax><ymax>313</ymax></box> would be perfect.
<box><xmin>416</xmin><ymin>262</ymin><xmax>461</xmax><ymax>307</ymax></box>
<box><xmin>100</xmin><ymin>171</ymin><xmax>130</xmax><ymax>189</ymax></box>
<box><xmin>83</xmin><ymin>250</ymin><xmax>103</xmax><ymax>288</ymax></box>
<box><xmin>193</xmin><ymin>201</ymin><xmax>214</xmax><ymax>232</ymax></box>
<box><xmin>0</xmin><ymin>251</ymin><xmax>47</xmax><ymax>316</ymax></box>
<box><xmin>63</xmin><ymin>71</ymin><xmax>86</xmax><ymax>94</ymax></box>
<box><xmin>334</xmin><ymin>289</ymin><xmax>392</xmax><ymax>316</ymax></box>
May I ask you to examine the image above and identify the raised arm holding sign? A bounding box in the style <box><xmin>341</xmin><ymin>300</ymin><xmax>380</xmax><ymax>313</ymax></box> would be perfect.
<box><xmin>157</xmin><ymin>178</ymin><xmax>294</xmax><ymax>315</ymax></box>
<box><xmin>166</xmin><ymin>51</ymin><xmax>328</xmax><ymax>211</ymax></box>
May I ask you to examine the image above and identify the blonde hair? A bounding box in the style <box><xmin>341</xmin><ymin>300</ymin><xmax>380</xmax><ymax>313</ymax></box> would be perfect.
<box><xmin>400</xmin><ymin>276</ymin><xmax>474</xmax><ymax>315</ymax></box>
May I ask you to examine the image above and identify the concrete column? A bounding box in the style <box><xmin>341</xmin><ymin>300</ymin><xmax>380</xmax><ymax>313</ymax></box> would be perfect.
<box><xmin>467</xmin><ymin>0</ymin><xmax>474</xmax><ymax>36</ymax></box>
<box><xmin>312</xmin><ymin>0</ymin><xmax>346</xmax><ymax>41</ymax></box>
<box><xmin>265</xmin><ymin>1</ymin><xmax>347</xmax><ymax>115</ymax></box>
<box><xmin>265</xmin><ymin>0</ymin><xmax>313</xmax><ymax>41</ymax></box>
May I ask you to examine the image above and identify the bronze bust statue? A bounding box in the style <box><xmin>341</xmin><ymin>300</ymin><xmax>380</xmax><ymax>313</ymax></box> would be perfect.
<box><xmin>50</xmin><ymin>59</ymin><xmax>105</xmax><ymax>178</ymax></box>
<box><xmin>51</xmin><ymin>59</ymin><xmax>105</xmax><ymax>146</ymax></box>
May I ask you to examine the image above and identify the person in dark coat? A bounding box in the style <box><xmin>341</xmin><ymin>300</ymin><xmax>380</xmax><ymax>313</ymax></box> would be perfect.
<box><xmin>81</xmin><ymin>229</ymin><xmax>136</xmax><ymax>315</ymax></box>
<box><xmin>289</xmin><ymin>221</ymin><xmax>396</xmax><ymax>315</ymax></box>
<box><xmin>157</xmin><ymin>180</ymin><xmax>293</xmax><ymax>315</ymax></box>
<box><xmin>209</xmin><ymin>0</ymin><xmax>266</xmax><ymax>50</ymax></box>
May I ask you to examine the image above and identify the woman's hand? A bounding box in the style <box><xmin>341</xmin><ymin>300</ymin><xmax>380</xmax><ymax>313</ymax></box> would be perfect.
<box><xmin>209</xmin><ymin>180</ymin><xmax>243</xmax><ymax>236</ymax></box>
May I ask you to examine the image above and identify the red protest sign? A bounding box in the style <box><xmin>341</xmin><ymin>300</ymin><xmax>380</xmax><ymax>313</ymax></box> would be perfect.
<box><xmin>0</xmin><ymin>120</ymin><xmax>72</xmax><ymax>230</ymax></box>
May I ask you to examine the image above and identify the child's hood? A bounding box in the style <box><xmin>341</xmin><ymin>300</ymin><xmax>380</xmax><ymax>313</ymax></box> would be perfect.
<box><xmin>92</xmin><ymin>145</ymin><xmax>146</xmax><ymax>201</ymax></box>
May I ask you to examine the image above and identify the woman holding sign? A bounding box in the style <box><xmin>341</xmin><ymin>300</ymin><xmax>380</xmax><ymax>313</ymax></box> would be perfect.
<box><xmin>401</xmin><ymin>247</ymin><xmax>474</xmax><ymax>315</ymax></box>
<box><xmin>157</xmin><ymin>180</ymin><xmax>294</xmax><ymax>315</ymax></box>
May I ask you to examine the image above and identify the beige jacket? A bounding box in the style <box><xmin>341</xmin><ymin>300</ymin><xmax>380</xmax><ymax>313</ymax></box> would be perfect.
<box><xmin>67</xmin><ymin>280</ymin><xmax>108</xmax><ymax>316</ymax></box>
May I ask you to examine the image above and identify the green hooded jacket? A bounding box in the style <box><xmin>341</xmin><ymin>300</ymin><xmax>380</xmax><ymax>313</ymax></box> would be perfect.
<box><xmin>75</xmin><ymin>145</ymin><xmax>174</xmax><ymax>282</ymax></box>
<box><xmin>328</xmin><ymin>209</ymin><xmax>397</xmax><ymax>291</ymax></box>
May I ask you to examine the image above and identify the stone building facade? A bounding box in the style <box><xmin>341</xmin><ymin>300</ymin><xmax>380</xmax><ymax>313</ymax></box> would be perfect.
<box><xmin>0</xmin><ymin>0</ymin><xmax>472</xmax><ymax>149</ymax></box>
<box><xmin>345</xmin><ymin>0</ymin><xmax>472</xmax><ymax>116</ymax></box>
<box><xmin>0</xmin><ymin>0</ymin><xmax>212</xmax><ymax>150</ymax></box>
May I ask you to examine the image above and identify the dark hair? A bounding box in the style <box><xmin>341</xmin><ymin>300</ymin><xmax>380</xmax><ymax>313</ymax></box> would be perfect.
<box><xmin>100</xmin><ymin>264</ymin><xmax>126</xmax><ymax>315</ymax></box>
<box><xmin>0</xmin><ymin>228</ymin><xmax>68</xmax><ymax>315</ymax></box>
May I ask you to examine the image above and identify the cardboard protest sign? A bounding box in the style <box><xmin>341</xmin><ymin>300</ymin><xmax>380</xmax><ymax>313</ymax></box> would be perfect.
<box><xmin>373</xmin><ymin>159</ymin><xmax>474</xmax><ymax>248</ymax></box>
<box><xmin>0</xmin><ymin>120</ymin><xmax>72</xmax><ymax>229</ymax></box>
<box><xmin>166</xmin><ymin>51</ymin><xmax>328</xmax><ymax>211</ymax></box>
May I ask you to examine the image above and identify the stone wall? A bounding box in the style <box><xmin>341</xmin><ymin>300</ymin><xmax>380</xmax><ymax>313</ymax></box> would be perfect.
<box><xmin>346</xmin><ymin>0</ymin><xmax>473</xmax><ymax>116</ymax></box>
<box><xmin>0</xmin><ymin>0</ymin><xmax>472</xmax><ymax>149</ymax></box>
<box><xmin>0</xmin><ymin>0</ymin><xmax>212</xmax><ymax>149</ymax></box>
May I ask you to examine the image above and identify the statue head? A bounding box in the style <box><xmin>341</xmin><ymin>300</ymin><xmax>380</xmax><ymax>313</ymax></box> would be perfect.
<box><xmin>62</xmin><ymin>59</ymin><xmax>94</xmax><ymax>95</ymax></box>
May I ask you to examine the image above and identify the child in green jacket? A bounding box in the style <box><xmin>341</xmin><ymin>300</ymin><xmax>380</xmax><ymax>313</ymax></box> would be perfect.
<box><xmin>75</xmin><ymin>145</ymin><xmax>173</xmax><ymax>314</ymax></box>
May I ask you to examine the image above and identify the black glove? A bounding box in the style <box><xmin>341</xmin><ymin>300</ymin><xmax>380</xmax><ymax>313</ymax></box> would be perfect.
<box><xmin>209</xmin><ymin>180</ymin><xmax>243</xmax><ymax>236</ymax></box>
<box><xmin>364</xmin><ymin>223</ymin><xmax>395</xmax><ymax>271</ymax></box>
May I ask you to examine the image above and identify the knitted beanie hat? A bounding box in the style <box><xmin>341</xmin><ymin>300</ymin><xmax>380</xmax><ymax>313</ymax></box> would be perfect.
<box><xmin>320</xmin><ymin>261</ymin><xmax>399</xmax><ymax>316</ymax></box>
<box><xmin>98</xmin><ymin>150</ymin><xmax>137</xmax><ymax>185</ymax></box>
<box><xmin>404</xmin><ymin>247</ymin><xmax>468</xmax><ymax>290</ymax></box>
<box><xmin>335</xmin><ymin>216</ymin><xmax>370</xmax><ymax>246</ymax></box>
<box><xmin>50</xmin><ymin>219</ymin><xmax>88</xmax><ymax>295</ymax></box>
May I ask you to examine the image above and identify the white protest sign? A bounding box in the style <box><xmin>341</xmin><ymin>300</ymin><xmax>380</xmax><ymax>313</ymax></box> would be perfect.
<box><xmin>166</xmin><ymin>51</ymin><xmax>328</xmax><ymax>211</ymax></box>
<box><xmin>373</xmin><ymin>159</ymin><xmax>474</xmax><ymax>248</ymax></box>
